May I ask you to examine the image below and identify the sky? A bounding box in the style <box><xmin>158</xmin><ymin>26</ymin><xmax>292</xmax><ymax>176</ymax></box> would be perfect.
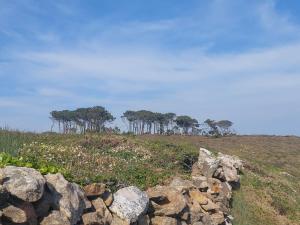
<box><xmin>0</xmin><ymin>0</ymin><xmax>300</xmax><ymax>135</ymax></box>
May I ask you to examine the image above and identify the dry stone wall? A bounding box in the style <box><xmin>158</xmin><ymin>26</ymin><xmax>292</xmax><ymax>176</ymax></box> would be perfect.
<box><xmin>0</xmin><ymin>148</ymin><xmax>243</xmax><ymax>225</ymax></box>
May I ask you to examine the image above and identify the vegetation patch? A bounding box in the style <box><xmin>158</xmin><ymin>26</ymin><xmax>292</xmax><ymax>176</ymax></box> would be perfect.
<box><xmin>0</xmin><ymin>152</ymin><xmax>66</xmax><ymax>176</ymax></box>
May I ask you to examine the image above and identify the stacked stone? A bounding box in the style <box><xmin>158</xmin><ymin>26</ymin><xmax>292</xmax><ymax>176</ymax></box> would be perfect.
<box><xmin>0</xmin><ymin>167</ymin><xmax>90</xmax><ymax>225</ymax></box>
<box><xmin>0</xmin><ymin>147</ymin><xmax>242</xmax><ymax>225</ymax></box>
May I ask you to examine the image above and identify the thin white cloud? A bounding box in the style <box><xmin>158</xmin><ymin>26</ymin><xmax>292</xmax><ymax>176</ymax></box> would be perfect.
<box><xmin>257</xmin><ymin>0</ymin><xmax>299</xmax><ymax>34</ymax></box>
<box><xmin>231</xmin><ymin>73</ymin><xmax>300</xmax><ymax>91</ymax></box>
<box><xmin>119</xmin><ymin>19</ymin><xmax>178</xmax><ymax>34</ymax></box>
<box><xmin>15</xmin><ymin>41</ymin><xmax>300</xmax><ymax>86</ymax></box>
<box><xmin>35</xmin><ymin>32</ymin><xmax>61</xmax><ymax>43</ymax></box>
<box><xmin>37</xmin><ymin>87</ymin><xmax>74</xmax><ymax>97</ymax></box>
<box><xmin>0</xmin><ymin>98</ymin><xmax>25</xmax><ymax>108</ymax></box>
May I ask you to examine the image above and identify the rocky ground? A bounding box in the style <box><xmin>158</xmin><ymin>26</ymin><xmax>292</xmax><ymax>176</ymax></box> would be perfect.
<box><xmin>0</xmin><ymin>148</ymin><xmax>243</xmax><ymax>225</ymax></box>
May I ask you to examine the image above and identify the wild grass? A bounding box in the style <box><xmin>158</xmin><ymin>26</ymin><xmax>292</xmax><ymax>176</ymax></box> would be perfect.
<box><xmin>0</xmin><ymin>129</ymin><xmax>37</xmax><ymax>155</ymax></box>
<box><xmin>0</xmin><ymin>132</ymin><xmax>197</xmax><ymax>190</ymax></box>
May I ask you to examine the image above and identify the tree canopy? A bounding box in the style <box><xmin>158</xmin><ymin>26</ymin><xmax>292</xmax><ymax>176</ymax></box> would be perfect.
<box><xmin>175</xmin><ymin>115</ymin><xmax>199</xmax><ymax>134</ymax></box>
<box><xmin>203</xmin><ymin>119</ymin><xmax>234</xmax><ymax>136</ymax></box>
<box><xmin>50</xmin><ymin>106</ymin><xmax>115</xmax><ymax>134</ymax></box>
<box><xmin>121</xmin><ymin>110</ymin><xmax>199</xmax><ymax>135</ymax></box>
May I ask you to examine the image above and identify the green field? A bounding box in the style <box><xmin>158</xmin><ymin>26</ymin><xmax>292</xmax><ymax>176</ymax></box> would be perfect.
<box><xmin>0</xmin><ymin>130</ymin><xmax>299</xmax><ymax>225</ymax></box>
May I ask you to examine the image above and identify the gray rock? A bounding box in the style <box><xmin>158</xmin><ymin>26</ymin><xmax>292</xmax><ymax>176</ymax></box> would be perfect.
<box><xmin>90</xmin><ymin>197</ymin><xmax>112</xmax><ymax>224</ymax></box>
<box><xmin>40</xmin><ymin>210</ymin><xmax>71</xmax><ymax>225</ymax></box>
<box><xmin>84</xmin><ymin>196</ymin><xmax>93</xmax><ymax>212</ymax></box>
<box><xmin>210</xmin><ymin>211</ymin><xmax>225</xmax><ymax>225</ymax></box>
<box><xmin>0</xmin><ymin>169</ymin><xmax>5</xmax><ymax>184</ymax></box>
<box><xmin>201</xmin><ymin>199</ymin><xmax>220</xmax><ymax>212</ymax></box>
<box><xmin>220</xmin><ymin>182</ymin><xmax>232</xmax><ymax>200</ymax></box>
<box><xmin>33</xmin><ymin>189</ymin><xmax>53</xmax><ymax>219</ymax></box>
<box><xmin>197</xmin><ymin>148</ymin><xmax>243</xmax><ymax>184</ymax></box>
<box><xmin>0</xmin><ymin>185</ymin><xmax>8</xmax><ymax>206</ymax></box>
<box><xmin>101</xmin><ymin>190</ymin><xmax>113</xmax><ymax>207</ymax></box>
<box><xmin>109</xmin><ymin>186</ymin><xmax>149</xmax><ymax>223</ymax></box>
<box><xmin>137</xmin><ymin>215</ymin><xmax>150</xmax><ymax>225</ymax></box>
<box><xmin>216</xmin><ymin>153</ymin><xmax>243</xmax><ymax>183</ymax></box>
<box><xmin>224</xmin><ymin>215</ymin><xmax>233</xmax><ymax>225</ymax></box>
<box><xmin>151</xmin><ymin>216</ymin><xmax>180</xmax><ymax>225</ymax></box>
<box><xmin>198</xmin><ymin>148</ymin><xmax>220</xmax><ymax>178</ymax></box>
<box><xmin>147</xmin><ymin>186</ymin><xmax>186</xmax><ymax>217</ymax></box>
<box><xmin>192</xmin><ymin>175</ymin><xmax>208</xmax><ymax>190</ymax></box>
<box><xmin>169</xmin><ymin>177</ymin><xmax>195</xmax><ymax>193</ymax></box>
<box><xmin>45</xmin><ymin>173</ymin><xmax>89</xmax><ymax>225</ymax></box>
<box><xmin>1</xmin><ymin>166</ymin><xmax>45</xmax><ymax>202</ymax></box>
<box><xmin>2</xmin><ymin>205</ymin><xmax>27</xmax><ymax>224</ymax></box>
<box><xmin>191</xmin><ymin>162</ymin><xmax>202</xmax><ymax>177</ymax></box>
<box><xmin>201</xmin><ymin>214</ymin><xmax>213</xmax><ymax>225</ymax></box>
<box><xmin>218</xmin><ymin>153</ymin><xmax>243</xmax><ymax>171</ymax></box>
<box><xmin>82</xmin><ymin>211</ymin><xmax>111</xmax><ymax>225</ymax></box>
<box><xmin>207</xmin><ymin>178</ymin><xmax>222</xmax><ymax>195</ymax></box>
<box><xmin>189</xmin><ymin>189</ymin><xmax>209</xmax><ymax>205</ymax></box>
<box><xmin>2</xmin><ymin>202</ymin><xmax>37</xmax><ymax>225</ymax></box>
<box><xmin>188</xmin><ymin>200</ymin><xmax>203</xmax><ymax>223</ymax></box>
<box><xmin>111</xmin><ymin>215</ymin><xmax>130</xmax><ymax>225</ymax></box>
<box><xmin>83</xmin><ymin>183</ymin><xmax>106</xmax><ymax>197</ymax></box>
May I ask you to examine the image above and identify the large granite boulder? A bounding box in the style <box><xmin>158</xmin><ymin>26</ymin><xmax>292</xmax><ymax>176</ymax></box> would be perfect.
<box><xmin>109</xmin><ymin>186</ymin><xmax>149</xmax><ymax>223</ymax></box>
<box><xmin>1</xmin><ymin>166</ymin><xmax>45</xmax><ymax>202</ymax></box>
<box><xmin>45</xmin><ymin>173</ymin><xmax>88</xmax><ymax>225</ymax></box>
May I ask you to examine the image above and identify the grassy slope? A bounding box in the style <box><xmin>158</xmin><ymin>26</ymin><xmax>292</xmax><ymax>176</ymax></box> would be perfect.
<box><xmin>0</xmin><ymin>130</ymin><xmax>299</xmax><ymax>225</ymax></box>
<box><xmin>139</xmin><ymin>135</ymin><xmax>300</xmax><ymax>225</ymax></box>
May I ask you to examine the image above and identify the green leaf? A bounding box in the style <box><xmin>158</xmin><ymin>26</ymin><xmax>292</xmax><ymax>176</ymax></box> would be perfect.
<box><xmin>25</xmin><ymin>162</ymin><xmax>33</xmax><ymax>168</ymax></box>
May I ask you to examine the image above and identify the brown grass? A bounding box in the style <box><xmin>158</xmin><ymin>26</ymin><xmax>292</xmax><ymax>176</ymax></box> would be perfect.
<box><xmin>137</xmin><ymin>135</ymin><xmax>300</xmax><ymax>225</ymax></box>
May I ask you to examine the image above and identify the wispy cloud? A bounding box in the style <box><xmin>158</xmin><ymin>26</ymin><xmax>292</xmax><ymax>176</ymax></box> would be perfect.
<box><xmin>257</xmin><ymin>0</ymin><xmax>300</xmax><ymax>34</ymax></box>
<box><xmin>37</xmin><ymin>87</ymin><xmax>74</xmax><ymax>97</ymax></box>
<box><xmin>0</xmin><ymin>98</ymin><xmax>25</xmax><ymax>108</ymax></box>
<box><xmin>15</xmin><ymin>41</ymin><xmax>300</xmax><ymax>84</ymax></box>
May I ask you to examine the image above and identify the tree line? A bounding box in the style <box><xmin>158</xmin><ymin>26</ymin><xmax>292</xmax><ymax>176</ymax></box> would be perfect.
<box><xmin>50</xmin><ymin>106</ymin><xmax>114</xmax><ymax>134</ymax></box>
<box><xmin>50</xmin><ymin>106</ymin><xmax>235</xmax><ymax>136</ymax></box>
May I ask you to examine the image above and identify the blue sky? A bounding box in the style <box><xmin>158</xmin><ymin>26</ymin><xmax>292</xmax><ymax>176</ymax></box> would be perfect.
<box><xmin>1</xmin><ymin>0</ymin><xmax>300</xmax><ymax>135</ymax></box>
